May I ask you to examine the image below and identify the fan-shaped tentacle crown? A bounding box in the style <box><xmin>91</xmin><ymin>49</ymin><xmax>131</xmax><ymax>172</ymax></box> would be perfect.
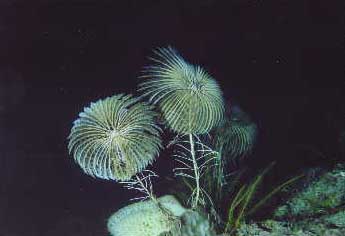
<box><xmin>68</xmin><ymin>94</ymin><xmax>162</xmax><ymax>181</ymax></box>
<box><xmin>139</xmin><ymin>47</ymin><xmax>225</xmax><ymax>134</ymax></box>
<box><xmin>213</xmin><ymin>105</ymin><xmax>257</xmax><ymax>161</ymax></box>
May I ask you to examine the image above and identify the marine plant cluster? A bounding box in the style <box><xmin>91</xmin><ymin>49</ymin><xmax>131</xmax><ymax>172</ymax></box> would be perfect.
<box><xmin>66</xmin><ymin>47</ymin><xmax>297</xmax><ymax>236</ymax></box>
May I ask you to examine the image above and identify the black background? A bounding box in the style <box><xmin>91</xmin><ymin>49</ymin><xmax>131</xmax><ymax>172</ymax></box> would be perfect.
<box><xmin>0</xmin><ymin>0</ymin><xmax>343</xmax><ymax>235</ymax></box>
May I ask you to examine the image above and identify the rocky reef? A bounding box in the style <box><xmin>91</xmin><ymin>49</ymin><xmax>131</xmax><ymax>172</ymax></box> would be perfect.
<box><xmin>237</xmin><ymin>164</ymin><xmax>345</xmax><ymax>236</ymax></box>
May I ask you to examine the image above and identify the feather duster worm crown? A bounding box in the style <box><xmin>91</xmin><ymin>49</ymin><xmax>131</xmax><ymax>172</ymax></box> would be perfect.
<box><xmin>139</xmin><ymin>47</ymin><xmax>224</xmax><ymax>134</ymax></box>
<box><xmin>213</xmin><ymin>105</ymin><xmax>257</xmax><ymax>161</ymax></box>
<box><xmin>67</xmin><ymin>94</ymin><xmax>162</xmax><ymax>181</ymax></box>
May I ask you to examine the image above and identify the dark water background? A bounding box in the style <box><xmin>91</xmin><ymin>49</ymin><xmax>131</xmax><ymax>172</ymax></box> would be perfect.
<box><xmin>0</xmin><ymin>0</ymin><xmax>343</xmax><ymax>235</ymax></box>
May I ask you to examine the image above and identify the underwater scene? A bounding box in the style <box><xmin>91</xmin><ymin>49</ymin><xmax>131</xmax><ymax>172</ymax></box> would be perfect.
<box><xmin>0</xmin><ymin>1</ymin><xmax>343</xmax><ymax>236</ymax></box>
